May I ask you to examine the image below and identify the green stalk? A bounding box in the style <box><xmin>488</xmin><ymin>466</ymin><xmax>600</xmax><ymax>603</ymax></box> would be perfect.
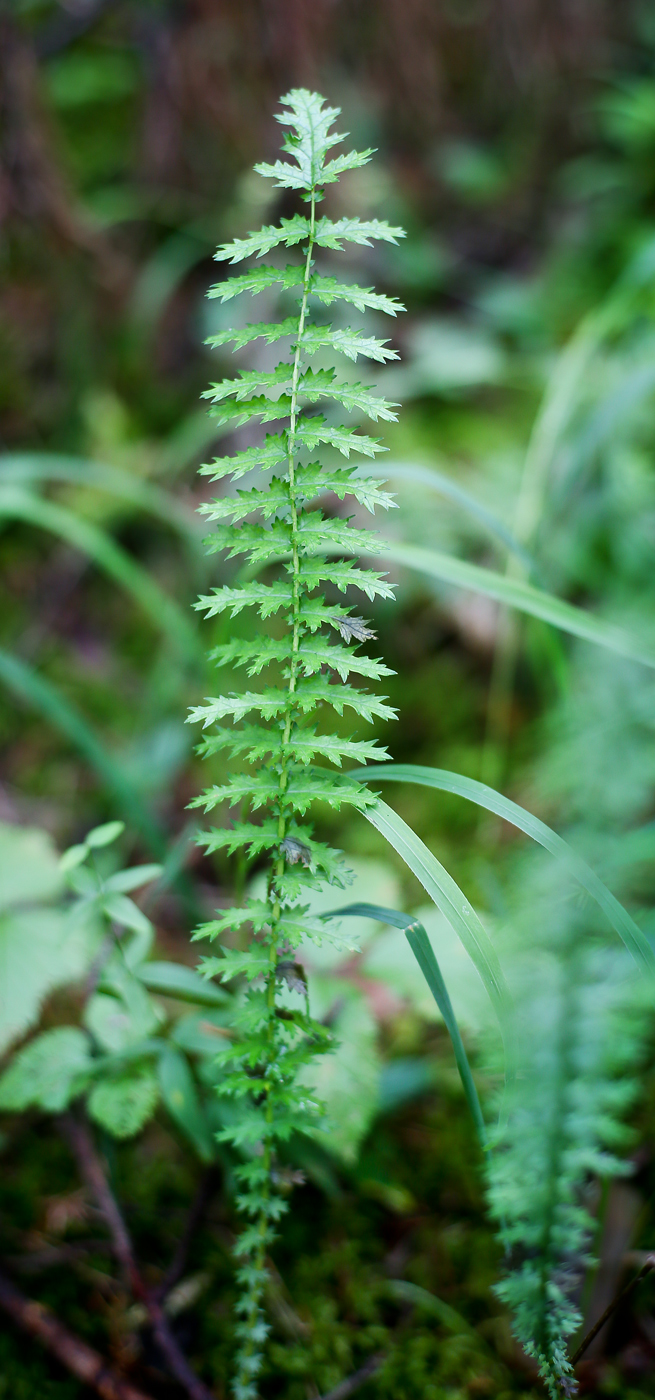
<box><xmin>235</xmin><ymin>191</ymin><xmax>317</xmax><ymax>1400</ymax></box>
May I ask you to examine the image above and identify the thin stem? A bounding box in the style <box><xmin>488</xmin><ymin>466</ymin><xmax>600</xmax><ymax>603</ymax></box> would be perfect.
<box><xmin>570</xmin><ymin>1255</ymin><xmax>655</xmax><ymax>1366</ymax></box>
<box><xmin>235</xmin><ymin>187</ymin><xmax>317</xmax><ymax>1397</ymax></box>
<box><xmin>0</xmin><ymin>1267</ymin><xmax>154</xmax><ymax>1400</ymax></box>
<box><xmin>58</xmin><ymin>1114</ymin><xmax>214</xmax><ymax>1400</ymax></box>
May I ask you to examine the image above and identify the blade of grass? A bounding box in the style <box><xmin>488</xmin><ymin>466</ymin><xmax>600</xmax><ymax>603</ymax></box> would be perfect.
<box><xmin>358</xmin><ymin>798</ymin><xmax>512</xmax><ymax>1048</ymax></box>
<box><xmin>0</xmin><ymin>646</ymin><xmax>164</xmax><ymax>854</ymax></box>
<box><xmin>323</xmin><ymin>901</ymin><xmax>487</xmax><ymax>1150</ymax></box>
<box><xmin>378</xmin><ymin>541</ymin><xmax>655</xmax><ymax>670</ymax></box>
<box><xmin>367</xmin><ymin>461</ymin><xmax>535</xmax><ymax>573</ymax></box>
<box><xmin>0</xmin><ymin>454</ymin><xmax>203</xmax><ymax>550</ymax></box>
<box><xmin>0</xmin><ymin>487</ymin><xmax>201</xmax><ymax>665</ymax></box>
<box><xmin>352</xmin><ymin>765</ymin><xmax>655</xmax><ymax>976</ymax></box>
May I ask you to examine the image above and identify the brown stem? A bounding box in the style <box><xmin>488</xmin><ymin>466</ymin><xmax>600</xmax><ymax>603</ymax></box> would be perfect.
<box><xmin>319</xmin><ymin>1352</ymin><xmax>385</xmax><ymax>1400</ymax></box>
<box><xmin>57</xmin><ymin>1114</ymin><xmax>215</xmax><ymax>1400</ymax></box>
<box><xmin>0</xmin><ymin>1267</ymin><xmax>153</xmax><ymax>1400</ymax></box>
<box><xmin>570</xmin><ymin>1254</ymin><xmax>655</xmax><ymax>1366</ymax></box>
<box><xmin>154</xmin><ymin>1165</ymin><xmax>220</xmax><ymax>1303</ymax></box>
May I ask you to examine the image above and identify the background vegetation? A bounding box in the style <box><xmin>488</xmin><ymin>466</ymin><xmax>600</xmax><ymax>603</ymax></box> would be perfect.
<box><xmin>4</xmin><ymin>1</ymin><xmax>655</xmax><ymax>1396</ymax></box>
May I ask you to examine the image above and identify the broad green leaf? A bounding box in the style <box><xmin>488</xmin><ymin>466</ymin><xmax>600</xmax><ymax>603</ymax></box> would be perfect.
<box><xmin>157</xmin><ymin>1045</ymin><xmax>215</xmax><ymax>1162</ymax></box>
<box><xmin>137</xmin><ymin>961</ymin><xmax>228</xmax><ymax>1006</ymax></box>
<box><xmin>378</xmin><ymin>541</ymin><xmax>655</xmax><ymax>670</ymax></box>
<box><xmin>353</xmin><ymin>765</ymin><xmax>655</xmax><ymax>976</ymax></box>
<box><xmin>104</xmin><ymin>864</ymin><xmax>163</xmax><ymax>894</ymax></box>
<box><xmin>102</xmin><ymin>893</ymin><xmax>152</xmax><ymax>937</ymax></box>
<box><xmin>84</xmin><ymin>992</ymin><xmax>139</xmax><ymax>1052</ymax></box>
<box><xmin>86</xmin><ymin>820</ymin><xmax>125</xmax><ymax>849</ymax></box>
<box><xmin>0</xmin><ymin>1027</ymin><xmax>93</xmax><ymax>1112</ymax></box>
<box><xmin>324</xmin><ymin>903</ymin><xmax>486</xmax><ymax>1150</ymax></box>
<box><xmin>358</xmin><ymin>799</ymin><xmax>511</xmax><ymax>1038</ymax></box>
<box><xmin>0</xmin><ymin>648</ymin><xmax>164</xmax><ymax>855</ymax></box>
<box><xmin>60</xmin><ymin>843</ymin><xmax>89</xmax><ymax>873</ymax></box>
<box><xmin>0</xmin><ymin>821</ymin><xmax>62</xmax><ymax>910</ymax></box>
<box><xmin>0</xmin><ymin>830</ymin><xmax>101</xmax><ymax>1055</ymax></box>
<box><xmin>0</xmin><ymin>489</ymin><xmax>200</xmax><ymax>664</ymax></box>
<box><xmin>88</xmin><ymin>1065</ymin><xmax>159</xmax><ymax>1138</ymax></box>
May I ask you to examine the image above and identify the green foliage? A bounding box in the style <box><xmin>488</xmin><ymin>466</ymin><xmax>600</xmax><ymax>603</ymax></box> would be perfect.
<box><xmin>486</xmin><ymin>909</ymin><xmax>647</xmax><ymax>1398</ymax></box>
<box><xmin>188</xmin><ymin>88</ymin><xmax>406</xmax><ymax>1398</ymax></box>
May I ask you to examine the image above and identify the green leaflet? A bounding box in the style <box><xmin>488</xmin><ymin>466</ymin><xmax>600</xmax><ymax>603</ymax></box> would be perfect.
<box><xmin>205</xmin><ymin>317</ymin><xmax>298</xmax><ymax>351</ymax></box>
<box><xmin>300</xmin><ymin>324</ymin><xmax>399</xmax><ymax>363</ymax></box>
<box><xmin>213</xmin><ymin>215</ymin><xmax>404</xmax><ymax>264</ymax></box>
<box><xmin>207</xmin><ymin>263</ymin><xmax>304</xmax><ymax>302</ymax></box>
<box><xmin>323</xmin><ymin>902</ymin><xmax>487</xmax><ymax>1150</ymax></box>
<box><xmin>198</xmin><ymin>436</ymin><xmax>287</xmax><ymax>480</ymax></box>
<box><xmin>292</xmin><ymin>416</ymin><xmax>385</xmax><ymax>457</ymax></box>
<box><xmin>308</xmin><ymin>274</ymin><xmax>404</xmax><ymax>316</ymax></box>
<box><xmin>352</xmin><ymin>764</ymin><xmax>655</xmax><ymax>976</ymax></box>
<box><xmin>210</xmin><ymin>635</ymin><xmax>393</xmax><ymax>682</ymax></box>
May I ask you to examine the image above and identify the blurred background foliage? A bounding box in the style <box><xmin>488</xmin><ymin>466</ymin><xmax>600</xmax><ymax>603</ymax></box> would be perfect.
<box><xmin>5</xmin><ymin>1</ymin><xmax>655</xmax><ymax>1396</ymax></box>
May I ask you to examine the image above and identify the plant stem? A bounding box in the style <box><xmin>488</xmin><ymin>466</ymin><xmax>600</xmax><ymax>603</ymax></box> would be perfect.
<box><xmin>235</xmin><ymin>185</ymin><xmax>317</xmax><ymax>1400</ymax></box>
<box><xmin>0</xmin><ymin>1266</ymin><xmax>154</xmax><ymax>1400</ymax></box>
<box><xmin>58</xmin><ymin>1114</ymin><xmax>214</xmax><ymax>1400</ymax></box>
<box><xmin>570</xmin><ymin>1254</ymin><xmax>655</xmax><ymax>1366</ymax></box>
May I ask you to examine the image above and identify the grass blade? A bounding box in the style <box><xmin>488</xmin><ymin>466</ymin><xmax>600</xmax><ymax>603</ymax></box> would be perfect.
<box><xmin>353</xmin><ymin>765</ymin><xmax>655</xmax><ymax>976</ymax></box>
<box><xmin>368</xmin><ymin>461</ymin><xmax>535</xmax><ymax>572</ymax></box>
<box><xmin>358</xmin><ymin>798</ymin><xmax>511</xmax><ymax>1042</ymax></box>
<box><xmin>0</xmin><ymin>453</ymin><xmax>203</xmax><ymax>551</ymax></box>
<box><xmin>0</xmin><ymin>647</ymin><xmax>164</xmax><ymax>854</ymax></box>
<box><xmin>323</xmin><ymin>900</ymin><xmax>487</xmax><ymax>1149</ymax></box>
<box><xmin>0</xmin><ymin>487</ymin><xmax>201</xmax><ymax>665</ymax></box>
<box><xmin>378</xmin><ymin>541</ymin><xmax>655</xmax><ymax>670</ymax></box>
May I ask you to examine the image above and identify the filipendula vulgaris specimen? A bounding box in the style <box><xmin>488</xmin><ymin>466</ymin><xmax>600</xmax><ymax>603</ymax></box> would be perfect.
<box><xmin>187</xmin><ymin>91</ymin><xmax>405</xmax><ymax>1397</ymax></box>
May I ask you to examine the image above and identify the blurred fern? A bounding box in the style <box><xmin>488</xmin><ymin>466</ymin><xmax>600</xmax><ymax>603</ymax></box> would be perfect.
<box><xmin>486</xmin><ymin>871</ymin><xmax>647</xmax><ymax>1398</ymax></box>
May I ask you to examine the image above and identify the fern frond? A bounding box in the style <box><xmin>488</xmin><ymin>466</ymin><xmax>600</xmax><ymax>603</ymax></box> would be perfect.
<box><xmin>487</xmin><ymin>902</ymin><xmax>646</xmax><ymax>1399</ymax></box>
<box><xmin>190</xmin><ymin>87</ymin><xmax>405</xmax><ymax>1398</ymax></box>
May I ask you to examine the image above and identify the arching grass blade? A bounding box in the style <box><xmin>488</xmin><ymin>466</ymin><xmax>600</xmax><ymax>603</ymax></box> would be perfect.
<box><xmin>368</xmin><ymin>461</ymin><xmax>535</xmax><ymax>573</ymax></box>
<box><xmin>323</xmin><ymin>901</ymin><xmax>487</xmax><ymax>1150</ymax></box>
<box><xmin>378</xmin><ymin>542</ymin><xmax>655</xmax><ymax>670</ymax></box>
<box><xmin>353</xmin><ymin>765</ymin><xmax>655</xmax><ymax>976</ymax></box>
<box><xmin>0</xmin><ymin>488</ymin><xmax>201</xmax><ymax>665</ymax></box>
<box><xmin>0</xmin><ymin>647</ymin><xmax>164</xmax><ymax>854</ymax></box>
<box><xmin>359</xmin><ymin>799</ymin><xmax>512</xmax><ymax>1046</ymax></box>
